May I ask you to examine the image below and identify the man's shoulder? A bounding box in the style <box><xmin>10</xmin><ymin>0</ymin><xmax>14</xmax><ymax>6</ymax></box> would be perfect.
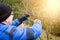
<box><xmin>0</xmin><ymin>24</ymin><xmax>16</xmax><ymax>32</ymax></box>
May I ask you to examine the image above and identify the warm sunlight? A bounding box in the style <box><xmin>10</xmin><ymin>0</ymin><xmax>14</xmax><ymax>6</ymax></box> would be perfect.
<box><xmin>46</xmin><ymin>0</ymin><xmax>59</xmax><ymax>13</ymax></box>
<box><xmin>42</xmin><ymin>0</ymin><xmax>60</xmax><ymax>18</ymax></box>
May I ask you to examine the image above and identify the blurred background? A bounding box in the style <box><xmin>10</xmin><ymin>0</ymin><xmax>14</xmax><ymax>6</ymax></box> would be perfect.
<box><xmin>0</xmin><ymin>0</ymin><xmax>60</xmax><ymax>40</ymax></box>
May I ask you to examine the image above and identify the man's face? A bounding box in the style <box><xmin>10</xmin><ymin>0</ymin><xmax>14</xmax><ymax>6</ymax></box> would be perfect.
<box><xmin>6</xmin><ymin>12</ymin><xmax>14</xmax><ymax>24</ymax></box>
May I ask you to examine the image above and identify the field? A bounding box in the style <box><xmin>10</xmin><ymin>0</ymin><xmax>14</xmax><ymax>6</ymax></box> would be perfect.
<box><xmin>0</xmin><ymin>0</ymin><xmax>60</xmax><ymax>40</ymax></box>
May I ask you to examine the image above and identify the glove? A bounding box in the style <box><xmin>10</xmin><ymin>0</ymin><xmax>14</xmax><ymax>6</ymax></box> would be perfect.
<box><xmin>18</xmin><ymin>14</ymin><xmax>29</xmax><ymax>23</ymax></box>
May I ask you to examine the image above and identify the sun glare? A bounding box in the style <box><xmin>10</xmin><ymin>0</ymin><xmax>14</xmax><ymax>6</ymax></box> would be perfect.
<box><xmin>47</xmin><ymin>0</ymin><xmax>59</xmax><ymax>12</ymax></box>
<box><xmin>43</xmin><ymin>0</ymin><xmax>60</xmax><ymax>17</ymax></box>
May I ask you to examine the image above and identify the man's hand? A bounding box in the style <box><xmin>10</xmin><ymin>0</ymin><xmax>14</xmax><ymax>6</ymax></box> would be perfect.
<box><xmin>18</xmin><ymin>14</ymin><xmax>29</xmax><ymax>23</ymax></box>
<box><xmin>23</xmin><ymin>14</ymin><xmax>29</xmax><ymax>19</ymax></box>
<box><xmin>34</xmin><ymin>19</ymin><xmax>41</xmax><ymax>23</ymax></box>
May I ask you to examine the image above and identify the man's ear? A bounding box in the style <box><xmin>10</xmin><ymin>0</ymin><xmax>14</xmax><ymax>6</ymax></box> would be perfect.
<box><xmin>5</xmin><ymin>19</ymin><xmax>8</xmax><ymax>22</ymax></box>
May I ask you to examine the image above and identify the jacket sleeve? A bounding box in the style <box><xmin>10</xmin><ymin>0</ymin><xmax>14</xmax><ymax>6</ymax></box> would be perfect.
<box><xmin>30</xmin><ymin>21</ymin><xmax>42</xmax><ymax>40</ymax></box>
<box><xmin>10</xmin><ymin>19</ymin><xmax>22</xmax><ymax>27</ymax></box>
<box><xmin>10</xmin><ymin>14</ymin><xmax>29</xmax><ymax>27</ymax></box>
<box><xmin>13</xmin><ymin>21</ymin><xmax>42</xmax><ymax>40</ymax></box>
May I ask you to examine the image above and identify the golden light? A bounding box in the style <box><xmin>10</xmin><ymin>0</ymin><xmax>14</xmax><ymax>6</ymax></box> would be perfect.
<box><xmin>43</xmin><ymin>0</ymin><xmax>60</xmax><ymax>18</ymax></box>
<box><xmin>28</xmin><ymin>0</ymin><xmax>60</xmax><ymax>19</ymax></box>
<box><xmin>47</xmin><ymin>0</ymin><xmax>58</xmax><ymax>11</ymax></box>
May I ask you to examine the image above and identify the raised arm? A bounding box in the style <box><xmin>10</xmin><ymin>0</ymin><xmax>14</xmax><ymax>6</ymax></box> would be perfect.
<box><xmin>13</xmin><ymin>19</ymin><xmax>42</xmax><ymax>40</ymax></box>
<box><xmin>30</xmin><ymin>19</ymin><xmax>42</xmax><ymax>40</ymax></box>
<box><xmin>10</xmin><ymin>14</ymin><xmax>29</xmax><ymax>27</ymax></box>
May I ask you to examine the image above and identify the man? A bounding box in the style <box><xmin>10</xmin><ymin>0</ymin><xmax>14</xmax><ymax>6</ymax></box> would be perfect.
<box><xmin>0</xmin><ymin>2</ymin><xmax>42</xmax><ymax>40</ymax></box>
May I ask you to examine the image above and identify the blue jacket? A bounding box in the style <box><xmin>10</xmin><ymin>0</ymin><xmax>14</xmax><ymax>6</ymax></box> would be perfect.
<box><xmin>0</xmin><ymin>19</ymin><xmax>42</xmax><ymax>40</ymax></box>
